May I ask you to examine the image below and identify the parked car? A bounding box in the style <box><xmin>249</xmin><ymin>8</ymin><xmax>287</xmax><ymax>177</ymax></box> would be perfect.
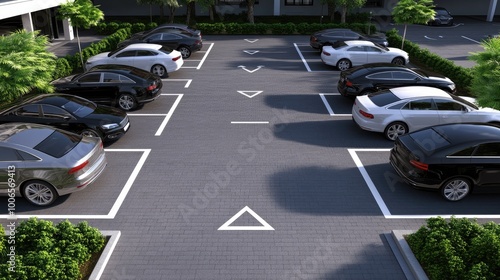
<box><xmin>0</xmin><ymin>122</ymin><xmax>107</xmax><ymax>206</ymax></box>
<box><xmin>390</xmin><ymin>123</ymin><xmax>500</xmax><ymax>201</ymax></box>
<box><xmin>119</xmin><ymin>30</ymin><xmax>202</xmax><ymax>59</ymax></box>
<box><xmin>428</xmin><ymin>7</ymin><xmax>454</xmax><ymax>26</ymax></box>
<box><xmin>321</xmin><ymin>41</ymin><xmax>409</xmax><ymax>71</ymax></box>
<box><xmin>310</xmin><ymin>28</ymin><xmax>389</xmax><ymax>50</ymax></box>
<box><xmin>352</xmin><ymin>86</ymin><xmax>500</xmax><ymax>140</ymax></box>
<box><xmin>337</xmin><ymin>63</ymin><xmax>456</xmax><ymax>97</ymax></box>
<box><xmin>130</xmin><ymin>23</ymin><xmax>201</xmax><ymax>39</ymax></box>
<box><xmin>85</xmin><ymin>43</ymin><xmax>183</xmax><ymax>78</ymax></box>
<box><xmin>52</xmin><ymin>64</ymin><xmax>162</xmax><ymax>111</ymax></box>
<box><xmin>0</xmin><ymin>93</ymin><xmax>130</xmax><ymax>142</ymax></box>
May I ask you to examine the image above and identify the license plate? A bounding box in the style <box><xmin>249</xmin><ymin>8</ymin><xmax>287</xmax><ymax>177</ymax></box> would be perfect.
<box><xmin>124</xmin><ymin>122</ymin><xmax>130</xmax><ymax>132</ymax></box>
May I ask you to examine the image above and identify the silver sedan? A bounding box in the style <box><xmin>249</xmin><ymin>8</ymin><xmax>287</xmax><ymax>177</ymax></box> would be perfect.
<box><xmin>352</xmin><ymin>86</ymin><xmax>500</xmax><ymax>140</ymax></box>
<box><xmin>0</xmin><ymin>123</ymin><xmax>107</xmax><ymax>206</ymax></box>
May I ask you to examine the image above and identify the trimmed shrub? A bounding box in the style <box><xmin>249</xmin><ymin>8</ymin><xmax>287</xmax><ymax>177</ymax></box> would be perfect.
<box><xmin>52</xmin><ymin>58</ymin><xmax>72</xmax><ymax>79</ymax></box>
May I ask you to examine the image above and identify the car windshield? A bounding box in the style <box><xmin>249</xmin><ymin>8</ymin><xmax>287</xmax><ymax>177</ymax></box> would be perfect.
<box><xmin>452</xmin><ymin>95</ymin><xmax>478</xmax><ymax>110</ymax></box>
<box><xmin>61</xmin><ymin>97</ymin><xmax>96</xmax><ymax>117</ymax></box>
<box><xmin>34</xmin><ymin>130</ymin><xmax>81</xmax><ymax>158</ymax></box>
<box><xmin>367</xmin><ymin>90</ymin><xmax>401</xmax><ymax>107</ymax></box>
<box><xmin>435</xmin><ymin>9</ymin><xmax>450</xmax><ymax>16</ymax></box>
<box><xmin>411</xmin><ymin>68</ymin><xmax>429</xmax><ymax>78</ymax></box>
<box><xmin>332</xmin><ymin>41</ymin><xmax>348</xmax><ymax>49</ymax></box>
<box><xmin>108</xmin><ymin>46</ymin><xmax>126</xmax><ymax>57</ymax></box>
<box><xmin>410</xmin><ymin>128</ymin><xmax>451</xmax><ymax>153</ymax></box>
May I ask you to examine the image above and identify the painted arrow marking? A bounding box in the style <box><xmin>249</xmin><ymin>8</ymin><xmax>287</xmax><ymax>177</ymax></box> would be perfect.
<box><xmin>218</xmin><ymin>206</ymin><xmax>274</xmax><ymax>231</ymax></box>
<box><xmin>237</xmin><ymin>91</ymin><xmax>263</xmax><ymax>98</ymax></box>
<box><xmin>243</xmin><ymin>50</ymin><xmax>259</xmax><ymax>55</ymax></box>
<box><xmin>244</xmin><ymin>39</ymin><xmax>259</xmax><ymax>43</ymax></box>
<box><xmin>424</xmin><ymin>35</ymin><xmax>437</xmax><ymax>40</ymax></box>
<box><xmin>238</xmin><ymin>65</ymin><xmax>264</xmax><ymax>73</ymax></box>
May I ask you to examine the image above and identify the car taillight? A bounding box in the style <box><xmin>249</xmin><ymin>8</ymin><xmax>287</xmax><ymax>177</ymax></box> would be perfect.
<box><xmin>359</xmin><ymin>110</ymin><xmax>374</xmax><ymax>119</ymax></box>
<box><xmin>69</xmin><ymin>160</ymin><xmax>89</xmax><ymax>174</ymax></box>
<box><xmin>345</xmin><ymin>80</ymin><xmax>353</xmax><ymax>87</ymax></box>
<box><xmin>147</xmin><ymin>83</ymin><xmax>157</xmax><ymax>91</ymax></box>
<box><xmin>410</xmin><ymin>160</ymin><xmax>428</xmax><ymax>171</ymax></box>
<box><xmin>322</xmin><ymin>51</ymin><xmax>331</xmax><ymax>56</ymax></box>
<box><xmin>311</xmin><ymin>36</ymin><xmax>317</xmax><ymax>42</ymax></box>
<box><xmin>195</xmin><ymin>40</ymin><xmax>201</xmax><ymax>44</ymax></box>
<box><xmin>172</xmin><ymin>56</ymin><xmax>181</xmax><ymax>61</ymax></box>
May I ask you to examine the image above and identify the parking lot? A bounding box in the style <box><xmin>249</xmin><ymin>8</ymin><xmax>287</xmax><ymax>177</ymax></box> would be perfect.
<box><xmin>3</xmin><ymin>20</ymin><xmax>500</xmax><ymax>279</ymax></box>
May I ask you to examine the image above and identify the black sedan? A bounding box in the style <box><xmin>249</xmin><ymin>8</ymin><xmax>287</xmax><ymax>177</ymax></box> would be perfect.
<box><xmin>0</xmin><ymin>94</ymin><xmax>130</xmax><ymax>142</ymax></box>
<box><xmin>390</xmin><ymin>123</ymin><xmax>500</xmax><ymax>201</ymax></box>
<box><xmin>337</xmin><ymin>63</ymin><xmax>456</xmax><ymax>97</ymax></box>
<box><xmin>310</xmin><ymin>28</ymin><xmax>388</xmax><ymax>50</ymax></box>
<box><xmin>52</xmin><ymin>64</ymin><xmax>162</xmax><ymax>111</ymax></box>
<box><xmin>131</xmin><ymin>23</ymin><xmax>201</xmax><ymax>39</ymax></box>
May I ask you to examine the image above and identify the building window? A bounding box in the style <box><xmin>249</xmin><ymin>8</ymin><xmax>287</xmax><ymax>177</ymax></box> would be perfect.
<box><xmin>218</xmin><ymin>0</ymin><xmax>259</xmax><ymax>4</ymax></box>
<box><xmin>285</xmin><ymin>0</ymin><xmax>313</xmax><ymax>6</ymax></box>
<box><xmin>365</xmin><ymin>0</ymin><xmax>384</xmax><ymax>8</ymax></box>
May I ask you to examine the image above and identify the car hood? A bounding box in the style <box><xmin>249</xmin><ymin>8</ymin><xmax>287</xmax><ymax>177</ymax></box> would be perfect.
<box><xmin>87</xmin><ymin>52</ymin><xmax>111</xmax><ymax>63</ymax></box>
<box><xmin>387</xmin><ymin>47</ymin><xmax>408</xmax><ymax>55</ymax></box>
<box><xmin>85</xmin><ymin>105</ymin><xmax>127</xmax><ymax>123</ymax></box>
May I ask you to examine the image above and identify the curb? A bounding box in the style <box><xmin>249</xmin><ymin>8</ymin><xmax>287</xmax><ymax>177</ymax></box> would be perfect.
<box><xmin>89</xmin><ymin>230</ymin><xmax>122</xmax><ymax>280</ymax></box>
<box><xmin>387</xmin><ymin>230</ymin><xmax>429</xmax><ymax>280</ymax></box>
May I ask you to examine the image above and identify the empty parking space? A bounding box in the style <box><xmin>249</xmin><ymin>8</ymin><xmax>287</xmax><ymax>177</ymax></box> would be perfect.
<box><xmin>319</xmin><ymin>93</ymin><xmax>353</xmax><ymax>116</ymax></box>
<box><xmin>294</xmin><ymin>43</ymin><xmax>340</xmax><ymax>72</ymax></box>
<box><xmin>349</xmin><ymin>149</ymin><xmax>500</xmax><ymax>219</ymax></box>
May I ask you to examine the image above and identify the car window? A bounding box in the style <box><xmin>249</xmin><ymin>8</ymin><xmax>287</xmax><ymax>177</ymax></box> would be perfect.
<box><xmin>366</xmin><ymin>72</ymin><xmax>393</xmax><ymax>79</ymax></box>
<box><xmin>434</xmin><ymin>99</ymin><xmax>466</xmax><ymax>111</ymax></box>
<box><xmin>367</xmin><ymin>90</ymin><xmax>401</xmax><ymax>107</ymax></box>
<box><xmin>0</xmin><ymin>147</ymin><xmax>21</xmax><ymax>161</ymax></box>
<box><xmin>347</xmin><ymin>46</ymin><xmax>366</xmax><ymax>52</ymax></box>
<box><xmin>402</xmin><ymin>99</ymin><xmax>435</xmax><ymax>110</ymax></box>
<box><xmin>13</xmin><ymin>104</ymin><xmax>39</xmax><ymax>117</ymax></box>
<box><xmin>324</xmin><ymin>31</ymin><xmax>343</xmax><ymax>37</ymax></box>
<box><xmin>449</xmin><ymin>146</ymin><xmax>476</xmax><ymax>157</ymax></box>
<box><xmin>344</xmin><ymin>31</ymin><xmax>359</xmax><ymax>39</ymax></box>
<box><xmin>137</xmin><ymin>50</ymin><xmax>156</xmax><ymax>56</ymax></box>
<box><xmin>103</xmin><ymin>73</ymin><xmax>122</xmax><ymax>83</ymax></box>
<box><xmin>17</xmin><ymin>150</ymin><xmax>40</xmax><ymax>161</ymax></box>
<box><xmin>365</xmin><ymin>46</ymin><xmax>382</xmax><ymax>53</ymax></box>
<box><xmin>474</xmin><ymin>143</ymin><xmax>500</xmax><ymax>156</ymax></box>
<box><xmin>41</xmin><ymin>105</ymin><xmax>72</xmax><ymax>119</ymax></box>
<box><xmin>78</xmin><ymin>73</ymin><xmax>101</xmax><ymax>83</ymax></box>
<box><xmin>115</xmin><ymin>50</ymin><xmax>136</xmax><ymax>58</ymax></box>
<box><xmin>392</xmin><ymin>71</ymin><xmax>418</xmax><ymax>80</ymax></box>
<box><xmin>161</xmin><ymin>33</ymin><xmax>182</xmax><ymax>40</ymax></box>
<box><xmin>146</xmin><ymin>33</ymin><xmax>162</xmax><ymax>41</ymax></box>
<box><xmin>34</xmin><ymin>130</ymin><xmax>81</xmax><ymax>158</ymax></box>
<box><xmin>119</xmin><ymin>75</ymin><xmax>134</xmax><ymax>83</ymax></box>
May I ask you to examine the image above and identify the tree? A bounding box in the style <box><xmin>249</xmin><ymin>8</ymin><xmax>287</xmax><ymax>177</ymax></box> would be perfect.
<box><xmin>336</xmin><ymin>0</ymin><xmax>366</xmax><ymax>23</ymax></box>
<box><xmin>57</xmin><ymin>0</ymin><xmax>104</xmax><ymax>69</ymax></box>
<box><xmin>320</xmin><ymin>0</ymin><xmax>337</xmax><ymax>22</ymax></box>
<box><xmin>166</xmin><ymin>0</ymin><xmax>181</xmax><ymax>23</ymax></box>
<box><xmin>0</xmin><ymin>31</ymin><xmax>56</xmax><ymax>102</ymax></box>
<box><xmin>183</xmin><ymin>0</ymin><xmax>196</xmax><ymax>25</ymax></box>
<box><xmin>197</xmin><ymin>0</ymin><xmax>216</xmax><ymax>22</ymax></box>
<box><xmin>469</xmin><ymin>38</ymin><xmax>500</xmax><ymax>110</ymax></box>
<box><xmin>247</xmin><ymin>0</ymin><xmax>256</xmax><ymax>24</ymax></box>
<box><xmin>136</xmin><ymin>0</ymin><xmax>156</xmax><ymax>23</ymax></box>
<box><xmin>392</xmin><ymin>0</ymin><xmax>435</xmax><ymax>49</ymax></box>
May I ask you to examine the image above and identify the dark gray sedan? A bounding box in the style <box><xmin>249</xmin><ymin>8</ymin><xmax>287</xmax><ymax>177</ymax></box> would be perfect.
<box><xmin>0</xmin><ymin>123</ymin><xmax>107</xmax><ymax>206</ymax></box>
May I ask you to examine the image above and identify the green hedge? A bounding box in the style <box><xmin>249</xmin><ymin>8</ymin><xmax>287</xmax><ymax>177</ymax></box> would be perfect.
<box><xmin>407</xmin><ymin>217</ymin><xmax>500</xmax><ymax>280</ymax></box>
<box><xmin>0</xmin><ymin>218</ymin><xmax>105</xmax><ymax>280</ymax></box>
<box><xmin>386</xmin><ymin>29</ymin><xmax>474</xmax><ymax>95</ymax></box>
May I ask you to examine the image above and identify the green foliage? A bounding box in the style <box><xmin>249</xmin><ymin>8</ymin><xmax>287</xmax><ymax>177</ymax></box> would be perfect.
<box><xmin>0</xmin><ymin>30</ymin><xmax>56</xmax><ymax>102</ymax></box>
<box><xmin>57</xmin><ymin>0</ymin><xmax>105</xmax><ymax>29</ymax></box>
<box><xmin>131</xmin><ymin>22</ymin><xmax>146</xmax><ymax>34</ymax></box>
<box><xmin>0</xmin><ymin>218</ymin><xmax>105</xmax><ymax>280</ymax></box>
<box><xmin>0</xmin><ymin>224</ymin><xmax>5</xmax><ymax>261</ymax></box>
<box><xmin>392</xmin><ymin>0</ymin><xmax>435</xmax><ymax>25</ymax></box>
<box><xmin>469</xmin><ymin>37</ymin><xmax>500</xmax><ymax>109</ymax></box>
<box><xmin>407</xmin><ymin>217</ymin><xmax>500</xmax><ymax>280</ymax></box>
<box><xmin>53</xmin><ymin>58</ymin><xmax>73</xmax><ymax>79</ymax></box>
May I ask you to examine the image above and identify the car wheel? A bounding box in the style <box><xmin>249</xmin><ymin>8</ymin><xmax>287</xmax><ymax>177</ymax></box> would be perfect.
<box><xmin>118</xmin><ymin>93</ymin><xmax>137</xmax><ymax>111</ymax></box>
<box><xmin>22</xmin><ymin>180</ymin><xmax>59</xmax><ymax>206</ymax></box>
<box><xmin>384</xmin><ymin>122</ymin><xmax>408</xmax><ymax>141</ymax></box>
<box><xmin>337</xmin><ymin>59</ymin><xmax>352</xmax><ymax>71</ymax></box>
<box><xmin>81</xmin><ymin>129</ymin><xmax>101</xmax><ymax>138</ymax></box>
<box><xmin>151</xmin><ymin>64</ymin><xmax>168</xmax><ymax>78</ymax></box>
<box><xmin>178</xmin><ymin>46</ymin><xmax>191</xmax><ymax>58</ymax></box>
<box><xmin>391</xmin><ymin>57</ymin><xmax>405</xmax><ymax>65</ymax></box>
<box><xmin>441</xmin><ymin>177</ymin><xmax>472</xmax><ymax>201</ymax></box>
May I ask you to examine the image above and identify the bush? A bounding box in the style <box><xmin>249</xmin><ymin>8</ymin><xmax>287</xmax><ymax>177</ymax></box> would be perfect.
<box><xmin>0</xmin><ymin>218</ymin><xmax>105</xmax><ymax>280</ymax></box>
<box><xmin>52</xmin><ymin>58</ymin><xmax>72</xmax><ymax>79</ymax></box>
<box><xmin>407</xmin><ymin>217</ymin><xmax>500</xmax><ymax>280</ymax></box>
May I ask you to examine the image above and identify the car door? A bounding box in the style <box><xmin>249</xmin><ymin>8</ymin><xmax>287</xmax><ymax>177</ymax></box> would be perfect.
<box><xmin>112</xmin><ymin>50</ymin><xmax>138</xmax><ymax>68</ymax></box>
<box><xmin>151</xmin><ymin>33</ymin><xmax>181</xmax><ymax>50</ymax></box>
<box><xmin>69</xmin><ymin>72</ymin><xmax>108</xmax><ymax>103</ymax></box>
<box><xmin>365</xmin><ymin>46</ymin><xmax>386</xmax><ymax>63</ymax></box>
<box><xmin>345</xmin><ymin>46</ymin><xmax>368</xmax><ymax>66</ymax></box>
<box><xmin>470</xmin><ymin>143</ymin><xmax>500</xmax><ymax>189</ymax></box>
<box><xmin>399</xmin><ymin>98</ymin><xmax>440</xmax><ymax>131</ymax></box>
<box><xmin>0</xmin><ymin>104</ymin><xmax>41</xmax><ymax>124</ymax></box>
<box><xmin>100</xmin><ymin>72</ymin><xmax>124</xmax><ymax>104</ymax></box>
<box><xmin>40</xmin><ymin>104</ymin><xmax>82</xmax><ymax>133</ymax></box>
<box><xmin>134</xmin><ymin>50</ymin><xmax>158</xmax><ymax>71</ymax></box>
<box><xmin>0</xmin><ymin>146</ymin><xmax>24</xmax><ymax>195</ymax></box>
<box><xmin>434</xmin><ymin>98</ymin><xmax>474</xmax><ymax>125</ymax></box>
<box><xmin>366</xmin><ymin>71</ymin><xmax>402</xmax><ymax>89</ymax></box>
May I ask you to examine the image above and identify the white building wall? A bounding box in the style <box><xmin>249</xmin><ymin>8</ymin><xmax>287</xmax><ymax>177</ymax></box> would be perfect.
<box><xmin>0</xmin><ymin>0</ymin><xmax>69</xmax><ymax>19</ymax></box>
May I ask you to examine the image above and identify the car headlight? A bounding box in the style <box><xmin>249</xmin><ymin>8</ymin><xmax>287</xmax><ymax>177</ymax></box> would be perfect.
<box><xmin>101</xmin><ymin>123</ymin><xmax>119</xmax><ymax>130</ymax></box>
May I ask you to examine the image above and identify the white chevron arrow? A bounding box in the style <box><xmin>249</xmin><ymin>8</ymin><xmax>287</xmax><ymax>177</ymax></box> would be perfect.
<box><xmin>243</xmin><ymin>50</ymin><xmax>259</xmax><ymax>55</ymax></box>
<box><xmin>244</xmin><ymin>39</ymin><xmax>259</xmax><ymax>43</ymax></box>
<box><xmin>238</xmin><ymin>65</ymin><xmax>264</xmax><ymax>73</ymax></box>
<box><xmin>237</xmin><ymin>91</ymin><xmax>263</xmax><ymax>98</ymax></box>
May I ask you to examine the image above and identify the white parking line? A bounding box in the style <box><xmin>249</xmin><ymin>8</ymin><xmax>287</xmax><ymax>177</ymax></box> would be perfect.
<box><xmin>178</xmin><ymin>43</ymin><xmax>214</xmax><ymax>69</ymax></box>
<box><xmin>349</xmin><ymin>149</ymin><xmax>500</xmax><ymax>219</ymax></box>
<box><xmin>461</xmin><ymin>36</ymin><xmax>482</xmax><ymax>44</ymax></box>
<box><xmin>127</xmin><ymin>94</ymin><xmax>183</xmax><ymax>136</ymax></box>
<box><xmin>293</xmin><ymin>43</ymin><xmax>312</xmax><ymax>72</ymax></box>
<box><xmin>164</xmin><ymin>79</ymin><xmax>192</xmax><ymax>88</ymax></box>
<box><xmin>319</xmin><ymin>93</ymin><xmax>352</xmax><ymax>117</ymax></box>
<box><xmin>231</xmin><ymin>121</ymin><xmax>269</xmax><ymax>124</ymax></box>
<box><xmin>0</xmin><ymin>149</ymin><xmax>150</xmax><ymax>220</ymax></box>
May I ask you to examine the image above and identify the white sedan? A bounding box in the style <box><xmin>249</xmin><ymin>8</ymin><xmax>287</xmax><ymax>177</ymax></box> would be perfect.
<box><xmin>352</xmin><ymin>86</ymin><xmax>500</xmax><ymax>140</ymax></box>
<box><xmin>321</xmin><ymin>40</ymin><xmax>409</xmax><ymax>71</ymax></box>
<box><xmin>85</xmin><ymin>43</ymin><xmax>183</xmax><ymax>78</ymax></box>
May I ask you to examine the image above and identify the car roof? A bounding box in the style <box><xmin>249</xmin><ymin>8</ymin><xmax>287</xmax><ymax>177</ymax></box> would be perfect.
<box><xmin>427</xmin><ymin>123</ymin><xmax>500</xmax><ymax>145</ymax></box>
<box><xmin>343</xmin><ymin>40</ymin><xmax>376</xmax><ymax>46</ymax></box>
<box><xmin>389</xmin><ymin>86</ymin><xmax>450</xmax><ymax>99</ymax></box>
<box><xmin>123</xmin><ymin>43</ymin><xmax>162</xmax><ymax>50</ymax></box>
<box><xmin>0</xmin><ymin>123</ymin><xmax>55</xmax><ymax>148</ymax></box>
